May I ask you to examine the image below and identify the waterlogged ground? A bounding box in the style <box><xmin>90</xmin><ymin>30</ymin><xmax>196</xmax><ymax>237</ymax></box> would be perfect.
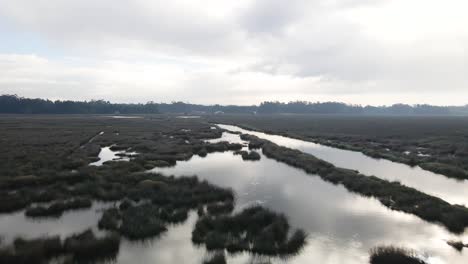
<box><xmin>217</xmin><ymin>124</ymin><xmax>468</xmax><ymax>206</ymax></box>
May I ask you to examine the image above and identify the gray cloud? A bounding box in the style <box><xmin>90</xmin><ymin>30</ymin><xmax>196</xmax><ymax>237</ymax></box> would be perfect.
<box><xmin>0</xmin><ymin>0</ymin><xmax>245</xmax><ymax>55</ymax></box>
<box><xmin>0</xmin><ymin>0</ymin><xmax>467</xmax><ymax>105</ymax></box>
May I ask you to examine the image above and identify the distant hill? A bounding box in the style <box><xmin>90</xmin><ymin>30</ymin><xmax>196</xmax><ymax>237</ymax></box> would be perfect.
<box><xmin>1</xmin><ymin>94</ymin><xmax>467</xmax><ymax>115</ymax></box>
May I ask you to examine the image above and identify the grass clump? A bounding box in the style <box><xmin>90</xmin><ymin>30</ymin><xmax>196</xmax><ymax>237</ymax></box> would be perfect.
<box><xmin>192</xmin><ymin>206</ymin><xmax>307</xmax><ymax>256</ymax></box>
<box><xmin>204</xmin><ymin>142</ymin><xmax>243</xmax><ymax>153</ymax></box>
<box><xmin>98</xmin><ymin>208</ymin><xmax>121</xmax><ymax>230</ymax></box>
<box><xmin>0</xmin><ymin>193</ymin><xmax>30</xmax><ymax>213</ymax></box>
<box><xmin>119</xmin><ymin>204</ymin><xmax>167</xmax><ymax>240</ymax></box>
<box><xmin>240</xmin><ymin>134</ymin><xmax>265</xmax><ymax>149</ymax></box>
<box><xmin>25</xmin><ymin>198</ymin><xmax>92</xmax><ymax>218</ymax></box>
<box><xmin>234</xmin><ymin>150</ymin><xmax>261</xmax><ymax>161</ymax></box>
<box><xmin>98</xmin><ymin>202</ymin><xmax>191</xmax><ymax>240</ymax></box>
<box><xmin>419</xmin><ymin>163</ymin><xmax>468</xmax><ymax>180</ymax></box>
<box><xmin>0</xmin><ymin>236</ymin><xmax>62</xmax><ymax>264</ymax></box>
<box><xmin>447</xmin><ymin>240</ymin><xmax>467</xmax><ymax>251</ymax></box>
<box><xmin>243</xmin><ymin>151</ymin><xmax>261</xmax><ymax>161</ymax></box>
<box><xmin>206</xmin><ymin>200</ymin><xmax>234</xmax><ymax>215</ymax></box>
<box><xmin>369</xmin><ymin>246</ymin><xmax>426</xmax><ymax>264</ymax></box>
<box><xmin>203</xmin><ymin>252</ymin><xmax>226</xmax><ymax>264</ymax></box>
<box><xmin>64</xmin><ymin>229</ymin><xmax>120</xmax><ymax>262</ymax></box>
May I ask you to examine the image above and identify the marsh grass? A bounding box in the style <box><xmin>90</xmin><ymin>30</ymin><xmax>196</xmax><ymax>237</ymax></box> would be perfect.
<box><xmin>447</xmin><ymin>240</ymin><xmax>467</xmax><ymax>251</ymax></box>
<box><xmin>206</xmin><ymin>200</ymin><xmax>234</xmax><ymax>215</ymax></box>
<box><xmin>192</xmin><ymin>206</ymin><xmax>307</xmax><ymax>256</ymax></box>
<box><xmin>0</xmin><ymin>236</ymin><xmax>63</xmax><ymax>264</ymax></box>
<box><xmin>203</xmin><ymin>252</ymin><xmax>226</xmax><ymax>264</ymax></box>
<box><xmin>0</xmin><ymin>230</ymin><xmax>119</xmax><ymax>264</ymax></box>
<box><xmin>369</xmin><ymin>246</ymin><xmax>426</xmax><ymax>264</ymax></box>
<box><xmin>119</xmin><ymin>204</ymin><xmax>168</xmax><ymax>240</ymax></box>
<box><xmin>64</xmin><ymin>229</ymin><xmax>120</xmax><ymax>262</ymax></box>
<box><xmin>25</xmin><ymin>198</ymin><xmax>92</xmax><ymax>218</ymax></box>
<box><xmin>234</xmin><ymin>150</ymin><xmax>261</xmax><ymax>161</ymax></box>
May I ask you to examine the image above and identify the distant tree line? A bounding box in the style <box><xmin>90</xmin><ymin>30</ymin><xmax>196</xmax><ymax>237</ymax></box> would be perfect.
<box><xmin>1</xmin><ymin>95</ymin><xmax>467</xmax><ymax>115</ymax></box>
<box><xmin>0</xmin><ymin>95</ymin><xmax>159</xmax><ymax>114</ymax></box>
<box><xmin>256</xmin><ymin>101</ymin><xmax>460</xmax><ymax>115</ymax></box>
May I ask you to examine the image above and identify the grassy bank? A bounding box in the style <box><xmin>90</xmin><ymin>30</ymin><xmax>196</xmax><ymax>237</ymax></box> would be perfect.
<box><xmin>370</xmin><ymin>246</ymin><xmax>426</xmax><ymax>264</ymax></box>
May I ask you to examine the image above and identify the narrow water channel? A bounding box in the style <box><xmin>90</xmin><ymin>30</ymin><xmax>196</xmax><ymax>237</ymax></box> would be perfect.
<box><xmin>216</xmin><ymin>124</ymin><xmax>468</xmax><ymax>206</ymax></box>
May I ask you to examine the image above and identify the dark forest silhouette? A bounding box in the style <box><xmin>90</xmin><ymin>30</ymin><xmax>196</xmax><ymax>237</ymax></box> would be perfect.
<box><xmin>1</xmin><ymin>94</ymin><xmax>467</xmax><ymax>115</ymax></box>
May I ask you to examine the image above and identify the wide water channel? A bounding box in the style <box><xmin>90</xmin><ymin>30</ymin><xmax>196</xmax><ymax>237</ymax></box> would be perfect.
<box><xmin>0</xmin><ymin>129</ymin><xmax>466</xmax><ymax>263</ymax></box>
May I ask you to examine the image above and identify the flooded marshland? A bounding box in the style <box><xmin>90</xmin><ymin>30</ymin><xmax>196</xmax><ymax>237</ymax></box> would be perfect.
<box><xmin>0</xmin><ymin>118</ymin><xmax>467</xmax><ymax>264</ymax></box>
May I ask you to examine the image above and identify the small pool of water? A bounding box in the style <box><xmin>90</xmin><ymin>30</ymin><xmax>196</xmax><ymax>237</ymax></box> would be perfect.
<box><xmin>105</xmin><ymin>116</ymin><xmax>143</xmax><ymax>119</ymax></box>
<box><xmin>176</xmin><ymin>116</ymin><xmax>201</xmax><ymax>119</ymax></box>
<box><xmin>90</xmin><ymin>147</ymin><xmax>138</xmax><ymax>166</ymax></box>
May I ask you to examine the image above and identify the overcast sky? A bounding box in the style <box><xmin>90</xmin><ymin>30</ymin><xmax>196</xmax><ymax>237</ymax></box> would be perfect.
<box><xmin>0</xmin><ymin>0</ymin><xmax>467</xmax><ymax>105</ymax></box>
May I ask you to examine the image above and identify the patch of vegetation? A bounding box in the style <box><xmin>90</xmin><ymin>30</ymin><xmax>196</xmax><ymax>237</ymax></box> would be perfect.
<box><xmin>205</xmin><ymin>142</ymin><xmax>243</xmax><ymax>153</ymax></box>
<box><xmin>98</xmin><ymin>208</ymin><xmax>121</xmax><ymax>230</ymax></box>
<box><xmin>234</xmin><ymin>150</ymin><xmax>261</xmax><ymax>161</ymax></box>
<box><xmin>25</xmin><ymin>198</ymin><xmax>92</xmax><ymax>218</ymax></box>
<box><xmin>64</xmin><ymin>229</ymin><xmax>120</xmax><ymax>262</ymax></box>
<box><xmin>419</xmin><ymin>163</ymin><xmax>467</xmax><ymax>180</ymax></box>
<box><xmin>107</xmin><ymin>204</ymin><xmax>168</xmax><ymax>240</ymax></box>
<box><xmin>0</xmin><ymin>229</ymin><xmax>119</xmax><ymax>264</ymax></box>
<box><xmin>206</xmin><ymin>200</ymin><xmax>234</xmax><ymax>215</ymax></box>
<box><xmin>240</xmin><ymin>134</ymin><xmax>265</xmax><ymax>149</ymax></box>
<box><xmin>0</xmin><ymin>193</ymin><xmax>30</xmax><ymax>213</ymax></box>
<box><xmin>192</xmin><ymin>206</ymin><xmax>307</xmax><ymax>256</ymax></box>
<box><xmin>94</xmin><ymin>172</ymin><xmax>235</xmax><ymax>240</ymax></box>
<box><xmin>447</xmin><ymin>240</ymin><xmax>467</xmax><ymax>251</ymax></box>
<box><xmin>203</xmin><ymin>252</ymin><xmax>226</xmax><ymax>264</ymax></box>
<box><xmin>0</xmin><ymin>236</ymin><xmax>62</xmax><ymax>264</ymax></box>
<box><xmin>369</xmin><ymin>246</ymin><xmax>426</xmax><ymax>264</ymax></box>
